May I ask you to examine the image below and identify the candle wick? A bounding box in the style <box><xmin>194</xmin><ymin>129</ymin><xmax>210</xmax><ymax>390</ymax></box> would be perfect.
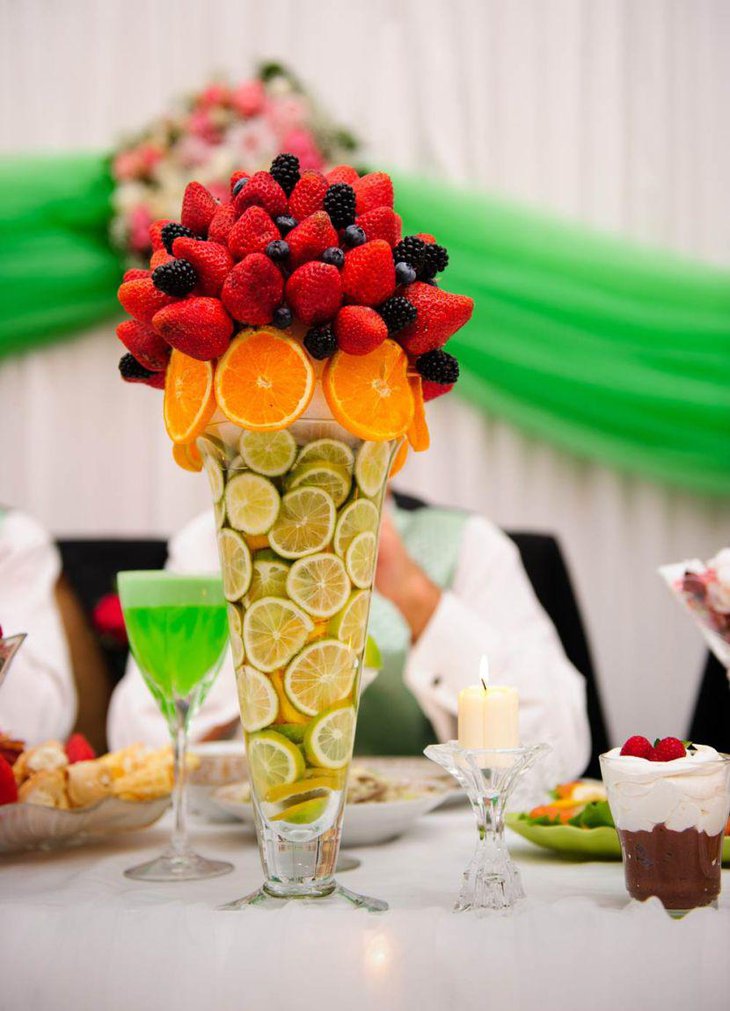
<box><xmin>481</xmin><ymin>678</ymin><xmax>488</xmax><ymax>692</ymax></box>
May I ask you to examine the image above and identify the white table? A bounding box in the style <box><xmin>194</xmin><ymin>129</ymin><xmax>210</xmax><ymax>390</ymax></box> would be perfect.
<box><xmin>1</xmin><ymin>807</ymin><xmax>728</xmax><ymax>1011</ymax></box>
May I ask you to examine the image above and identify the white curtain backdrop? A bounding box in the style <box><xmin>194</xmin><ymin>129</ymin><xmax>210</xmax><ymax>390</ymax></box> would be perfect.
<box><xmin>0</xmin><ymin>0</ymin><xmax>728</xmax><ymax>744</ymax></box>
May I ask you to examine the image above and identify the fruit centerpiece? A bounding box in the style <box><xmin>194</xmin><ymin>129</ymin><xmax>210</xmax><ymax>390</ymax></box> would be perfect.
<box><xmin>115</xmin><ymin>153</ymin><xmax>473</xmax><ymax>908</ymax></box>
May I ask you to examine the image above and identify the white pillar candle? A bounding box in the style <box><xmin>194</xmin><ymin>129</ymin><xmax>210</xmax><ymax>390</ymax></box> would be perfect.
<box><xmin>457</xmin><ymin>656</ymin><xmax>520</xmax><ymax>749</ymax></box>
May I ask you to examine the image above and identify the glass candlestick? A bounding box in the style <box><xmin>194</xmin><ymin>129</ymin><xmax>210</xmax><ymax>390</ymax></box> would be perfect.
<box><xmin>425</xmin><ymin>741</ymin><xmax>550</xmax><ymax>914</ymax></box>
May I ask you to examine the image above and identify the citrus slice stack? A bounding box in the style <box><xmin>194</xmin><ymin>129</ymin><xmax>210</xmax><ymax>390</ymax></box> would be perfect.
<box><xmin>237</xmin><ymin>666</ymin><xmax>279</xmax><ymax>732</ymax></box>
<box><xmin>239</xmin><ymin>429</ymin><xmax>298</xmax><ymax>476</ymax></box>
<box><xmin>218</xmin><ymin>528</ymin><xmax>252</xmax><ymax>601</ymax></box>
<box><xmin>346</xmin><ymin>530</ymin><xmax>377</xmax><ymax>589</ymax></box>
<box><xmin>172</xmin><ymin>440</ymin><xmax>203</xmax><ymax>472</ymax></box>
<box><xmin>333</xmin><ymin>499</ymin><xmax>380</xmax><ymax>558</ymax></box>
<box><xmin>304</xmin><ymin>704</ymin><xmax>357</xmax><ymax>769</ymax></box>
<box><xmin>286</xmin><ymin>553</ymin><xmax>351</xmax><ymax>618</ymax></box>
<box><xmin>164</xmin><ymin>350</ymin><xmax>217</xmax><ymax>444</ymax></box>
<box><xmin>243</xmin><ymin>596</ymin><xmax>314</xmax><ymax>672</ymax></box>
<box><xmin>246</xmin><ymin>555</ymin><xmax>290</xmax><ymax>604</ymax></box>
<box><xmin>214</xmin><ymin>329</ymin><xmax>315</xmax><ymax>431</ymax></box>
<box><xmin>247</xmin><ymin>729</ymin><xmax>305</xmax><ymax>793</ymax></box>
<box><xmin>225</xmin><ymin>473</ymin><xmax>280</xmax><ymax>535</ymax></box>
<box><xmin>268</xmin><ymin>487</ymin><xmax>336</xmax><ymax>559</ymax></box>
<box><xmin>227</xmin><ymin>603</ymin><xmax>245</xmax><ymax>667</ymax></box>
<box><xmin>286</xmin><ymin>461</ymin><xmax>352</xmax><ymax>508</ymax></box>
<box><xmin>295</xmin><ymin>438</ymin><xmax>354</xmax><ymax>474</ymax></box>
<box><xmin>283</xmin><ymin>639</ymin><xmax>356</xmax><ymax>716</ymax></box>
<box><xmin>329</xmin><ymin>589</ymin><xmax>370</xmax><ymax>652</ymax></box>
<box><xmin>354</xmin><ymin>440</ymin><xmax>391</xmax><ymax>498</ymax></box>
<box><xmin>322</xmin><ymin>339</ymin><xmax>414</xmax><ymax>441</ymax></box>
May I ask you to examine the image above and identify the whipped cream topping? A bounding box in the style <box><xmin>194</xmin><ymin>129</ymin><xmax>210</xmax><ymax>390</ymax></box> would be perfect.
<box><xmin>601</xmin><ymin>745</ymin><xmax>730</xmax><ymax>835</ymax></box>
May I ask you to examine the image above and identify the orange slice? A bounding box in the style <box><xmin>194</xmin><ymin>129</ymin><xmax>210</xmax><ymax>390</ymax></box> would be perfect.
<box><xmin>389</xmin><ymin>439</ymin><xmax>409</xmax><ymax>478</ymax></box>
<box><xmin>172</xmin><ymin>440</ymin><xmax>203</xmax><ymax>472</ymax></box>
<box><xmin>164</xmin><ymin>350</ymin><xmax>217</xmax><ymax>445</ymax></box>
<box><xmin>323</xmin><ymin>339</ymin><xmax>414</xmax><ymax>441</ymax></box>
<box><xmin>270</xmin><ymin>670</ymin><xmax>309</xmax><ymax>725</ymax></box>
<box><xmin>245</xmin><ymin>533</ymin><xmax>271</xmax><ymax>552</ymax></box>
<box><xmin>406</xmin><ymin>375</ymin><xmax>430</xmax><ymax>452</ymax></box>
<box><xmin>214</xmin><ymin>329</ymin><xmax>315</xmax><ymax>431</ymax></box>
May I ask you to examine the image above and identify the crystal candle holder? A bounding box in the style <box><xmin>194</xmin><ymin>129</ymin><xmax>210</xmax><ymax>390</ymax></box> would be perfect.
<box><xmin>425</xmin><ymin>741</ymin><xmax>550</xmax><ymax>914</ymax></box>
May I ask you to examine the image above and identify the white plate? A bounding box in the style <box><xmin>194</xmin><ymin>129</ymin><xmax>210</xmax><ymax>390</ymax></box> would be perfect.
<box><xmin>0</xmin><ymin>796</ymin><xmax>170</xmax><ymax>854</ymax></box>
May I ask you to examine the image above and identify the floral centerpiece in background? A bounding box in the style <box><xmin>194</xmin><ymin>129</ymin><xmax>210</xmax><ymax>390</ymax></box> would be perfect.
<box><xmin>111</xmin><ymin>63</ymin><xmax>360</xmax><ymax>260</ymax></box>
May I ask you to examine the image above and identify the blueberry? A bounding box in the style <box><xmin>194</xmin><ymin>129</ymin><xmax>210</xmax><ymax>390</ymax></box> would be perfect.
<box><xmin>275</xmin><ymin>215</ymin><xmax>297</xmax><ymax>235</ymax></box>
<box><xmin>395</xmin><ymin>261</ymin><xmax>417</xmax><ymax>285</ymax></box>
<box><xmin>322</xmin><ymin>246</ymin><xmax>345</xmax><ymax>268</ymax></box>
<box><xmin>232</xmin><ymin>177</ymin><xmax>248</xmax><ymax>196</ymax></box>
<box><xmin>343</xmin><ymin>224</ymin><xmax>366</xmax><ymax>248</ymax></box>
<box><xmin>272</xmin><ymin>305</ymin><xmax>293</xmax><ymax>329</ymax></box>
<box><xmin>266</xmin><ymin>239</ymin><xmax>290</xmax><ymax>262</ymax></box>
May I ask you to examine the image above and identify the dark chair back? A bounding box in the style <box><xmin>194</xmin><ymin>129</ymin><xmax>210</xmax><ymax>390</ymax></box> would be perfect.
<box><xmin>689</xmin><ymin>653</ymin><xmax>729</xmax><ymax>752</ymax></box>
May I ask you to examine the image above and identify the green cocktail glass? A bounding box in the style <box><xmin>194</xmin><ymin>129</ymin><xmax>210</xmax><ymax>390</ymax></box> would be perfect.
<box><xmin>117</xmin><ymin>571</ymin><xmax>233</xmax><ymax>881</ymax></box>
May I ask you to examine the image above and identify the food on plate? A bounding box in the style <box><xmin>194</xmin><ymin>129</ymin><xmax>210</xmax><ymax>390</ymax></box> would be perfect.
<box><xmin>523</xmin><ymin>780</ymin><xmax>612</xmax><ymax>828</ymax></box>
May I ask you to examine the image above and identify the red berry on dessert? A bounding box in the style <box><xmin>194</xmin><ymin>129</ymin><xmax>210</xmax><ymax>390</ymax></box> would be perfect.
<box><xmin>220</xmin><ymin>254</ymin><xmax>284</xmax><ymax>325</ymax></box>
<box><xmin>334</xmin><ymin>306</ymin><xmax>388</xmax><ymax>355</ymax></box>
<box><xmin>288</xmin><ymin>170</ymin><xmax>329</xmax><ymax>220</ymax></box>
<box><xmin>116</xmin><ymin>319</ymin><xmax>170</xmax><ymax>372</ymax></box>
<box><xmin>227</xmin><ymin>206</ymin><xmax>281</xmax><ymax>260</ymax></box>
<box><xmin>118</xmin><ymin>354</ymin><xmax>167</xmax><ymax>388</ymax></box>
<box><xmin>149</xmin><ymin>219</ymin><xmax>173</xmax><ymax>252</ymax></box>
<box><xmin>207</xmin><ymin>203</ymin><xmax>237</xmax><ymax>245</ymax></box>
<box><xmin>326</xmin><ymin>165</ymin><xmax>360</xmax><ymax>186</ymax></box>
<box><xmin>233</xmin><ymin>170</ymin><xmax>288</xmax><ymax>219</ymax></box>
<box><xmin>122</xmin><ymin>268</ymin><xmax>151</xmax><ymax>283</ymax></box>
<box><xmin>286</xmin><ymin>262</ymin><xmax>342</xmax><ymax>325</ymax></box>
<box><xmin>355</xmin><ymin>207</ymin><xmax>402</xmax><ymax>247</ymax></box>
<box><xmin>118</xmin><ymin>277</ymin><xmax>177</xmax><ymax>325</ymax></box>
<box><xmin>65</xmin><ymin>733</ymin><xmax>96</xmax><ymax>764</ymax></box>
<box><xmin>286</xmin><ymin>211</ymin><xmax>339</xmax><ymax>268</ymax></box>
<box><xmin>619</xmin><ymin>735</ymin><xmax>655</xmax><ymax>759</ymax></box>
<box><xmin>180</xmin><ymin>181</ymin><xmax>218</xmax><ymax>235</ymax></box>
<box><xmin>229</xmin><ymin>170</ymin><xmax>250</xmax><ymax>195</ymax></box>
<box><xmin>0</xmin><ymin>755</ymin><xmax>18</xmax><ymax>806</ymax></box>
<box><xmin>171</xmin><ymin>237</ymin><xmax>233</xmax><ymax>296</ymax></box>
<box><xmin>652</xmin><ymin>737</ymin><xmax>687</xmax><ymax>762</ymax></box>
<box><xmin>153</xmin><ymin>297</ymin><xmax>234</xmax><ymax>360</ymax></box>
<box><xmin>341</xmin><ymin>240</ymin><xmax>396</xmax><ymax>307</ymax></box>
<box><xmin>353</xmin><ymin>172</ymin><xmax>394</xmax><ymax>214</ymax></box>
<box><xmin>396</xmin><ymin>282</ymin><xmax>474</xmax><ymax>355</ymax></box>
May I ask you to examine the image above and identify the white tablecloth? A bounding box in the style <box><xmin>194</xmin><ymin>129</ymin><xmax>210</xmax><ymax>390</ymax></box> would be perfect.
<box><xmin>1</xmin><ymin>807</ymin><xmax>728</xmax><ymax>1011</ymax></box>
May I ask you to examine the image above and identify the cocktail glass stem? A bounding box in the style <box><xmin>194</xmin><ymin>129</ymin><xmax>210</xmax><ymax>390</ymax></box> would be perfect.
<box><xmin>168</xmin><ymin>704</ymin><xmax>191</xmax><ymax>858</ymax></box>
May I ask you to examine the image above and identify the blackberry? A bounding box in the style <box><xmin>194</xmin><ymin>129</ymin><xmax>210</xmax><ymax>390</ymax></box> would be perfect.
<box><xmin>420</xmin><ymin>243</ymin><xmax>449</xmax><ymax>279</ymax></box>
<box><xmin>377</xmin><ymin>296</ymin><xmax>417</xmax><ymax>335</ymax></box>
<box><xmin>152</xmin><ymin>258</ymin><xmax>198</xmax><ymax>296</ymax></box>
<box><xmin>323</xmin><ymin>183</ymin><xmax>356</xmax><ymax>228</ymax></box>
<box><xmin>266</xmin><ymin>239</ymin><xmax>290</xmax><ymax>262</ymax></box>
<box><xmin>270</xmin><ymin>153</ymin><xmax>300</xmax><ymax>196</ymax></box>
<box><xmin>232</xmin><ymin>177</ymin><xmax>248</xmax><ymax>197</ymax></box>
<box><xmin>160</xmin><ymin>222</ymin><xmax>198</xmax><ymax>254</ymax></box>
<box><xmin>272</xmin><ymin>305</ymin><xmax>293</xmax><ymax>329</ymax></box>
<box><xmin>275</xmin><ymin>215</ymin><xmax>297</xmax><ymax>235</ymax></box>
<box><xmin>342</xmin><ymin>224</ymin><xmax>366</xmax><ymax>248</ymax></box>
<box><xmin>395</xmin><ymin>261</ymin><xmax>417</xmax><ymax>286</ymax></box>
<box><xmin>119</xmin><ymin>353</ymin><xmax>155</xmax><ymax>382</ymax></box>
<box><xmin>392</xmin><ymin>236</ymin><xmax>426</xmax><ymax>272</ymax></box>
<box><xmin>415</xmin><ymin>349</ymin><xmax>459</xmax><ymax>385</ymax></box>
<box><xmin>304</xmin><ymin>325</ymin><xmax>338</xmax><ymax>360</ymax></box>
<box><xmin>322</xmin><ymin>246</ymin><xmax>345</xmax><ymax>269</ymax></box>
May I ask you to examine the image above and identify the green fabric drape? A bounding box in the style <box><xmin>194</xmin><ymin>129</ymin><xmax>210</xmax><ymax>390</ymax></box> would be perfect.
<box><xmin>0</xmin><ymin>154</ymin><xmax>123</xmax><ymax>356</ymax></box>
<box><xmin>0</xmin><ymin>154</ymin><xmax>727</xmax><ymax>495</ymax></box>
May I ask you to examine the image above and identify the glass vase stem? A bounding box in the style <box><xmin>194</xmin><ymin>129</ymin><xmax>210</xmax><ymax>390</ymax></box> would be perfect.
<box><xmin>169</xmin><ymin>704</ymin><xmax>190</xmax><ymax>857</ymax></box>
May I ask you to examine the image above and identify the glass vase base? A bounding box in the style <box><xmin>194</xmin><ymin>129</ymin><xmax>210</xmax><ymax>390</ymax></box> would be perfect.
<box><xmin>219</xmin><ymin>880</ymin><xmax>388</xmax><ymax>912</ymax></box>
<box><xmin>124</xmin><ymin>851</ymin><xmax>234</xmax><ymax>882</ymax></box>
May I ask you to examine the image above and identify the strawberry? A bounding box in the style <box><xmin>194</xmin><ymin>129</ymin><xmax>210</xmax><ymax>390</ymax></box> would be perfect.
<box><xmin>221</xmin><ymin>253</ymin><xmax>284</xmax><ymax>325</ymax></box>
<box><xmin>620</xmin><ymin>735</ymin><xmax>654</xmax><ymax>759</ymax></box>
<box><xmin>118</xmin><ymin>277</ymin><xmax>176</xmax><ymax>324</ymax></box>
<box><xmin>326</xmin><ymin>165</ymin><xmax>359</xmax><ymax>186</ymax></box>
<box><xmin>149</xmin><ymin>219</ymin><xmax>172</xmax><ymax>251</ymax></box>
<box><xmin>334</xmin><ymin>306</ymin><xmax>387</xmax><ymax>355</ymax></box>
<box><xmin>172</xmin><ymin>237</ymin><xmax>233</xmax><ymax>296</ymax></box>
<box><xmin>356</xmin><ymin>207</ymin><xmax>402</xmax><ymax>247</ymax></box>
<box><xmin>150</xmin><ymin>249</ymin><xmax>173</xmax><ymax>270</ymax></box>
<box><xmin>228</xmin><ymin>206</ymin><xmax>280</xmax><ymax>260</ymax></box>
<box><xmin>286</xmin><ymin>211</ymin><xmax>339</xmax><ymax>268</ymax></box>
<box><xmin>230</xmin><ymin>170</ymin><xmax>250</xmax><ymax>194</ymax></box>
<box><xmin>116</xmin><ymin>319</ymin><xmax>170</xmax><ymax>371</ymax></box>
<box><xmin>415</xmin><ymin>232</ymin><xmax>436</xmax><ymax>244</ymax></box>
<box><xmin>66</xmin><ymin>733</ymin><xmax>96</xmax><ymax>764</ymax></box>
<box><xmin>233</xmin><ymin>171</ymin><xmax>288</xmax><ymax>219</ymax></box>
<box><xmin>396</xmin><ymin>282</ymin><xmax>474</xmax><ymax>355</ymax></box>
<box><xmin>421</xmin><ymin>379</ymin><xmax>454</xmax><ymax>402</ymax></box>
<box><xmin>0</xmin><ymin>755</ymin><xmax>18</xmax><ymax>806</ymax></box>
<box><xmin>286</xmin><ymin>262</ymin><xmax>342</xmax><ymax>325</ymax></box>
<box><xmin>288</xmin><ymin>170</ymin><xmax>329</xmax><ymax>220</ymax></box>
<box><xmin>208</xmin><ymin>203</ymin><xmax>237</xmax><ymax>245</ymax></box>
<box><xmin>354</xmin><ymin>172</ymin><xmax>394</xmax><ymax>215</ymax></box>
<box><xmin>341</xmin><ymin>240</ymin><xmax>395</xmax><ymax>306</ymax></box>
<box><xmin>152</xmin><ymin>297</ymin><xmax>233</xmax><ymax>360</ymax></box>
<box><xmin>123</xmin><ymin>268</ymin><xmax>150</xmax><ymax>283</ymax></box>
<box><xmin>652</xmin><ymin>737</ymin><xmax>687</xmax><ymax>762</ymax></box>
<box><xmin>119</xmin><ymin>354</ymin><xmax>167</xmax><ymax>388</ymax></box>
<box><xmin>181</xmin><ymin>181</ymin><xmax>218</xmax><ymax>235</ymax></box>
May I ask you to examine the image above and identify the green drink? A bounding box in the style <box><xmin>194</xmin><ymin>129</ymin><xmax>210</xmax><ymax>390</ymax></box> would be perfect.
<box><xmin>117</xmin><ymin>571</ymin><xmax>233</xmax><ymax>882</ymax></box>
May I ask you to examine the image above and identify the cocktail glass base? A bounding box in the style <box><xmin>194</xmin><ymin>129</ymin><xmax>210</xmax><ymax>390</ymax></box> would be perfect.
<box><xmin>219</xmin><ymin>879</ymin><xmax>387</xmax><ymax>911</ymax></box>
<box><xmin>125</xmin><ymin>850</ymin><xmax>234</xmax><ymax>882</ymax></box>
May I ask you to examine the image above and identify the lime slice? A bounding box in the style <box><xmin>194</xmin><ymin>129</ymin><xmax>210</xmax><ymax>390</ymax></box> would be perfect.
<box><xmin>218</xmin><ymin>528</ymin><xmax>252</xmax><ymax>601</ymax></box>
<box><xmin>214</xmin><ymin>497</ymin><xmax>226</xmax><ymax>530</ymax></box>
<box><xmin>329</xmin><ymin>589</ymin><xmax>370</xmax><ymax>652</ymax></box>
<box><xmin>354</xmin><ymin>441</ymin><xmax>391</xmax><ymax>498</ymax></box>
<box><xmin>229</xmin><ymin>454</ymin><xmax>246</xmax><ymax>473</ymax></box>
<box><xmin>333</xmin><ymin>498</ymin><xmax>380</xmax><ymax>559</ymax></box>
<box><xmin>265</xmin><ymin>775</ymin><xmax>339</xmax><ymax>803</ymax></box>
<box><xmin>227</xmin><ymin>603</ymin><xmax>245</xmax><ymax>667</ymax></box>
<box><xmin>245</xmin><ymin>557</ymin><xmax>290</xmax><ymax>604</ymax></box>
<box><xmin>295</xmin><ymin>438</ymin><xmax>355</xmax><ymax>474</ymax></box>
<box><xmin>204</xmin><ymin>454</ymin><xmax>225</xmax><ymax>503</ymax></box>
<box><xmin>284</xmin><ymin>638</ymin><xmax>356</xmax><ymax>716</ymax></box>
<box><xmin>196</xmin><ymin>433</ymin><xmax>227</xmax><ymax>465</ymax></box>
<box><xmin>269</xmin><ymin>487</ymin><xmax>336</xmax><ymax>559</ymax></box>
<box><xmin>287</xmin><ymin>461</ymin><xmax>351</xmax><ymax>508</ymax></box>
<box><xmin>271</xmin><ymin>796</ymin><xmax>330</xmax><ymax>824</ymax></box>
<box><xmin>345</xmin><ymin>530</ymin><xmax>377</xmax><ymax>589</ymax></box>
<box><xmin>274</xmin><ymin>723</ymin><xmax>307</xmax><ymax>745</ymax></box>
<box><xmin>237</xmin><ymin>665</ymin><xmax>278</xmax><ymax>732</ymax></box>
<box><xmin>286</xmin><ymin>552</ymin><xmax>351</xmax><ymax>619</ymax></box>
<box><xmin>240</xmin><ymin>429</ymin><xmax>298</xmax><ymax>477</ymax></box>
<box><xmin>304</xmin><ymin>704</ymin><xmax>357</xmax><ymax>769</ymax></box>
<box><xmin>247</xmin><ymin>729</ymin><xmax>305</xmax><ymax>794</ymax></box>
<box><xmin>225</xmin><ymin>473</ymin><xmax>280</xmax><ymax>535</ymax></box>
<box><xmin>243</xmin><ymin>596</ymin><xmax>314</xmax><ymax>672</ymax></box>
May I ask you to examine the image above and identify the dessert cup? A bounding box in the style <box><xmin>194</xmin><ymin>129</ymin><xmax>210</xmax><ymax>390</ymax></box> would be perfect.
<box><xmin>600</xmin><ymin>747</ymin><xmax>730</xmax><ymax>916</ymax></box>
<box><xmin>199</xmin><ymin>417</ymin><xmax>398</xmax><ymax>910</ymax></box>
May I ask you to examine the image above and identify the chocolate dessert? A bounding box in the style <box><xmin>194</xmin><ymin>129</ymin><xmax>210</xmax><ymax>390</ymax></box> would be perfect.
<box><xmin>618</xmin><ymin>824</ymin><xmax>723</xmax><ymax>910</ymax></box>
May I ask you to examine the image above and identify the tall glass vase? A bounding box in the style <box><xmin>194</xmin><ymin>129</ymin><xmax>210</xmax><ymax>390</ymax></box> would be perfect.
<box><xmin>198</xmin><ymin>417</ymin><xmax>398</xmax><ymax>910</ymax></box>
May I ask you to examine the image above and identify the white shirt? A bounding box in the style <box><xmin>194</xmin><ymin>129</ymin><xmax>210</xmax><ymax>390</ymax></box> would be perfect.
<box><xmin>0</xmin><ymin>511</ymin><xmax>75</xmax><ymax>744</ymax></box>
<box><xmin>108</xmin><ymin>508</ymin><xmax>591</xmax><ymax>782</ymax></box>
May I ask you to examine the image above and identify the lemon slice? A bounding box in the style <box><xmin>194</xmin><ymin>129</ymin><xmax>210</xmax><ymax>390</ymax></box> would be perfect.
<box><xmin>295</xmin><ymin>438</ymin><xmax>355</xmax><ymax>474</ymax></box>
<box><xmin>204</xmin><ymin>454</ymin><xmax>225</xmax><ymax>503</ymax></box>
<box><xmin>287</xmin><ymin>461</ymin><xmax>352</xmax><ymax>508</ymax></box>
<box><xmin>245</xmin><ymin>557</ymin><xmax>290</xmax><ymax>604</ymax></box>
<box><xmin>227</xmin><ymin>603</ymin><xmax>245</xmax><ymax>667</ymax></box>
<box><xmin>214</xmin><ymin>497</ymin><xmax>226</xmax><ymax>530</ymax></box>
<box><xmin>196</xmin><ymin>433</ymin><xmax>227</xmax><ymax>465</ymax></box>
<box><xmin>354</xmin><ymin>440</ymin><xmax>391</xmax><ymax>498</ymax></box>
<box><xmin>329</xmin><ymin>589</ymin><xmax>370</xmax><ymax>652</ymax></box>
<box><xmin>286</xmin><ymin>552</ymin><xmax>351</xmax><ymax>619</ymax></box>
<box><xmin>265</xmin><ymin>775</ymin><xmax>341</xmax><ymax>803</ymax></box>
<box><xmin>247</xmin><ymin>729</ymin><xmax>305</xmax><ymax>794</ymax></box>
<box><xmin>345</xmin><ymin>530</ymin><xmax>377</xmax><ymax>589</ymax></box>
<box><xmin>218</xmin><ymin>528</ymin><xmax>252</xmax><ymax>601</ymax></box>
<box><xmin>243</xmin><ymin>596</ymin><xmax>314</xmax><ymax>672</ymax></box>
<box><xmin>284</xmin><ymin>638</ymin><xmax>356</xmax><ymax>716</ymax></box>
<box><xmin>270</xmin><ymin>796</ymin><xmax>330</xmax><ymax>824</ymax></box>
<box><xmin>225</xmin><ymin>473</ymin><xmax>280</xmax><ymax>536</ymax></box>
<box><xmin>269</xmin><ymin>487</ymin><xmax>336</xmax><ymax>559</ymax></box>
<box><xmin>240</xmin><ymin>429</ymin><xmax>298</xmax><ymax>477</ymax></box>
<box><xmin>333</xmin><ymin>498</ymin><xmax>379</xmax><ymax>559</ymax></box>
<box><xmin>304</xmin><ymin>704</ymin><xmax>357</xmax><ymax>769</ymax></box>
<box><xmin>236</xmin><ymin>665</ymin><xmax>279</xmax><ymax>732</ymax></box>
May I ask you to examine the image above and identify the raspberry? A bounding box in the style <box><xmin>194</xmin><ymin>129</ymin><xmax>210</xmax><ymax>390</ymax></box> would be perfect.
<box><xmin>160</xmin><ymin>222</ymin><xmax>197</xmax><ymax>255</ymax></box>
<box><xmin>304</xmin><ymin>324</ymin><xmax>338</xmax><ymax>360</ymax></box>
<box><xmin>341</xmin><ymin>240</ymin><xmax>396</xmax><ymax>306</ymax></box>
<box><xmin>118</xmin><ymin>277</ymin><xmax>176</xmax><ymax>325</ymax></box>
<box><xmin>288</xmin><ymin>171</ymin><xmax>329</xmax><ymax>220</ymax></box>
<box><xmin>171</xmin><ymin>237</ymin><xmax>233</xmax><ymax>297</ymax></box>
<box><xmin>334</xmin><ymin>306</ymin><xmax>388</xmax><ymax>356</ymax></box>
<box><xmin>152</xmin><ymin>258</ymin><xmax>198</xmax><ymax>297</ymax></box>
<box><xmin>286</xmin><ymin>262</ymin><xmax>342</xmax><ymax>326</ymax></box>
<box><xmin>153</xmin><ymin>297</ymin><xmax>233</xmax><ymax>360</ymax></box>
<box><xmin>118</xmin><ymin>353</ymin><xmax>166</xmax><ymax>389</ymax></box>
<box><xmin>66</xmin><ymin>733</ymin><xmax>96</xmax><ymax>764</ymax></box>
<box><xmin>378</xmin><ymin>295</ymin><xmax>417</xmax><ymax>334</ymax></box>
<box><xmin>0</xmin><ymin>755</ymin><xmax>18</xmax><ymax>806</ymax></box>
<box><xmin>396</xmin><ymin>282</ymin><xmax>474</xmax><ymax>355</ymax></box>
<box><xmin>416</xmin><ymin>348</ymin><xmax>459</xmax><ymax>385</ymax></box>
<box><xmin>181</xmin><ymin>181</ymin><xmax>218</xmax><ymax>235</ymax></box>
<box><xmin>323</xmin><ymin>183</ymin><xmax>356</xmax><ymax>228</ymax></box>
<box><xmin>286</xmin><ymin>211</ymin><xmax>339</xmax><ymax>268</ymax></box>
<box><xmin>652</xmin><ymin>737</ymin><xmax>687</xmax><ymax>762</ymax></box>
<box><xmin>228</xmin><ymin>206</ymin><xmax>280</xmax><ymax>260</ymax></box>
<box><xmin>220</xmin><ymin>253</ymin><xmax>284</xmax><ymax>325</ymax></box>
<box><xmin>116</xmin><ymin>319</ymin><xmax>170</xmax><ymax>372</ymax></box>
<box><xmin>233</xmin><ymin>171</ymin><xmax>288</xmax><ymax>218</ymax></box>
<box><xmin>393</xmin><ymin>236</ymin><xmax>427</xmax><ymax>272</ymax></box>
<box><xmin>620</xmin><ymin>735</ymin><xmax>654</xmax><ymax>759</ymax></box>
<box><xmin>269</xmin><ymin>153</ymin><xmax>300</xmax><ymax>197</ymax></box>
<box><xmin>353</xmin><ymin>172</ymin><xmax>394</xmax><ymax>215</ymax></box>
<box><xmin>421</xmin><ymin>242</ymin><xmax>449</xmax><ymax>279</ymax></box>
<box><xmin>356</xmin><ymin>207</ymin><xmax>401</xmax><ymax>247</ymax></box>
